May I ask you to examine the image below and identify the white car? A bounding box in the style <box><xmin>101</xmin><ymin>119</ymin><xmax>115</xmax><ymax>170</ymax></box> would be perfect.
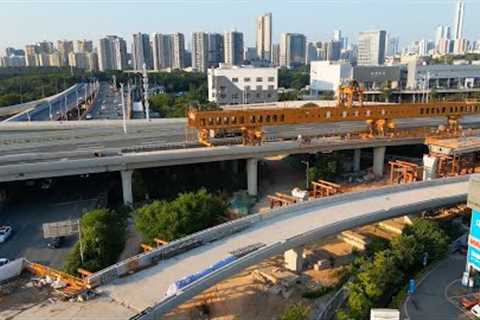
<box><xmin>472</xmin><ymin>304</ymin><xmax>480</xmax><ymax>318</ymax></box>
<box><xmin>0</xmin><ymin>226</ymin><xmax>12</xmax><ymax>243</ymax></box>
<box><xmin>0</xmin><ymin>258</ymin><xmax>9</xmax><ymax>266</ymax></box>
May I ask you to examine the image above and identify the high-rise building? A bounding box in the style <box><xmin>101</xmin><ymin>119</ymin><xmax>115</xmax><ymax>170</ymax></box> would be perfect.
<box><xmin>454</xmin><ymin>1</ymin><xmax>465</xmax><ymax>40</ymax></box>
<box><xmin>279</xmin><ymin>33</ymin><xmax>306</xmax><ymax>67</ymax></box>
<box><xmin>25</xmin><ymin>45</ymin><xmax>38</xmax><ymax>66</ymax></box>
<box><xmin>224</xmin><ymin>31</ymin><xmax>244</xmax><ymax>66</ymax></box>
<box><xmin>132</xmin><ymin>33</ymin><xmax>153</xmax><ymax>70</ymax></box>
<box><xmin>207</xmin><ymin>33</ymin><xmax>224</xmax><ymax>67</ymax></box>
<box><xmin>75</xmin><ymin>40</ymin><xmax>93</xmax><ymax>53</ymax></box>
<box><xmin>191</xmin><ymin>32</ymin><xmax>209</xmax><ymax>72</ymax></box>
<box><xmin>152</xmin><ymin>33</ymin><xmax>172</xmax><ymax>70</ymax></box>
<box><xmin>272</xmin><ymin>43</ymin><xmax>280</xmax><ymax>67</ymax></box>
<box><xmin>97</xmin><ymin>36</ymin><xmax>127</xmax><ymax>71</ymax></box>
<box><xmin>305</xmin><ymin>42</ymin><xmax>318</xmax><ymax>64</ymax></box>
<box><xmin>357</xmin><ymin>30</ymin><xmax>387</xmax><ymax>65</ymax></box>
<box><xmin>244</xmin><ymin>47</ymin><xmax>257</xmax><ymax>62</ymax></box>
<box><xmin>386</xmin><ymin>36</ymin><xmax>400</xmax><ymax>57</ymax></box>
<box><xmin>57</xmin><ymin>40</ymin><xmax>74</xmax><ymax>66</ymax></box>
<box><xmin>172</xmin><ymin>33</ymin><xmax>185</xmax><ymax>70</ymax></box>
<box><xmin>38</xmin><ymin>41</ymin><xmax>55</xmax><ymax>54</ymax></box>
<box><xmin>256</xmin><ymin>12</ymin><xmax>272</xmax><ymax>62</ymax></box>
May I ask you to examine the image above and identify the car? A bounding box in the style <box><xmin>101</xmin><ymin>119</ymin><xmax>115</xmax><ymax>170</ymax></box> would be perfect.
<box><xmin>85</xmin><ymin>114</ymin><xmax>93</xmax><ymax>120</ymax></box>
<box><xmin>48</xmin><ymin>236</ymin><xmax>65</xmax><ymax>249</ymax></box>
<box><xmin>0</xmin><ymin>226</ymin><xmax>12</xmax><ymax>243</ymax></box>
<box><xmin>461</xmin><ymin>296</ymin><xmax>479</xmax><ymax>310</ymax></box>
<box><xmin>472</xmin><ymin>304</ymin><xmax>480</xmax><ymax>318</ymax></box>
<box><xmin>0</xmin><ymin>258</ymin><xmax>9</xmax><ymax>267</ymax></box>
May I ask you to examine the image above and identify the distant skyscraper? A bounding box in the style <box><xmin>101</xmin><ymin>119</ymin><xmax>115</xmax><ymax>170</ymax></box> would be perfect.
<box><xmin>224</xmin><ymin>31</ymin><xmax>244</xmax><ymax>65</ymax></box>
<box><xmin>454</xmin><ymin>1</ymin><xmax>465</xmax><ymax>40</ymax></box>
<box><xmin>38</xmin><ymin>41</ymin><xmax>55</xmax><ymax>54</ymax></box>
<box><xmin>305</xmin><ymin>42</ymin><xmax>318</xmax><ymax>64</ymax></box>
<box><xmin>357</xmin><ymin>30</ymin><xmax>387</xmax><ymax>65</ymax></box>
<box><xmin>172</xmin><ymin>33</ymin><xmax>185</xmax><ymax>70</ymax></box>
<box><xmin>191</xmin><ymin>32</ymin><xmax>209</xmax><ymax>72</ymax></box>
<box><xmin>56</xmin><ymin>40</ymin><xmax>74</xmax><ymax>66</ymax></box>
<box><xmin>280</xmin><ymin>33</ymin><xmax>306</xmax><ymax>67</ymax></box>
<box><xmin>25</xmin><ymin>45</ymin><xmax>38</xmax><ymax>66</ymax></box>
<box><xmin>272</xmin><ymin>43</ymin><xmax>280</xmax><ymax>66</ymax></box>
<box><xmin>97</xmin><ymin>36</ymin><xmax>127</xmax><ymax>71</ymax></box>
<box><xmin>152</xmin><ymin>33</ymin><xmax>172</xmax><ymax>70</ymax></box>
<box><xmin>256</xmin><ymin>12</ymin><xmax>272</xmax><ymax>62</ymax></box>
<box><xmin>244</xmin><ymin>47</ymin><xmax>257</xmax><ymax>62</ymax></box>
<box><xmin>207</xmin><ymin>33</ymin><xmax>224</xmax><ymax>67</ymax></box>
<box><xmin>333</xmin><ymin>30</ymin><xmax>342</xmax><ymax>42</ymax></box>
<box><xmin>386</xmin><ymin>36</ymin><xmax>400</xmax><ymax>56</ymax></box>
<box><xmin>132</xmin><ymin>33</ymin><xmax>153</xmax><ymax>70</ymax></box>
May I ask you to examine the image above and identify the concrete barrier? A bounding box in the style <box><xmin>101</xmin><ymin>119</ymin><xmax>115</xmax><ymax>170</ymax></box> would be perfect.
<box><xmin>0</xmin><ymin>258</ymin><xmax>24</xmax><ymax>282</ymax></box>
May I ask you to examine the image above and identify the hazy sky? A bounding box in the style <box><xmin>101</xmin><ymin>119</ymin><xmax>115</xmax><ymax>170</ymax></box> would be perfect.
<box><xmin>1</xmin><ymin>0</ymin><xmax>479</xmax><ymax>54</ymax></box>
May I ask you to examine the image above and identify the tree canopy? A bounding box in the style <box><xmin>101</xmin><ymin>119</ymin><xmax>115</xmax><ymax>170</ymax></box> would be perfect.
<box><xmin>135</xmin><ymin>188</ymin><xmax>228</xmax><ymax>242</ymax></box>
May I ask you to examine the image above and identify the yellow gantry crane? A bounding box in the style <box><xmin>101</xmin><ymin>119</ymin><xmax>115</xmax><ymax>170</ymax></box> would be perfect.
<box><xmin>187</xmin><ymin>84</ymin><xmax>480</xmax><ymax>146</ymax></box>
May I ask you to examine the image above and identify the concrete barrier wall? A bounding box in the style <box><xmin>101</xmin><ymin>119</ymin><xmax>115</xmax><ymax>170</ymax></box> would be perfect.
<box><xmin>0</xmin><ymin>258</ymin><xmax>24</xmax><ymax>282</ymax></box>
<box><xmin>89</xmin><ymin>175</ymin><xmax>470</xmax><ymax>288</ymax></box>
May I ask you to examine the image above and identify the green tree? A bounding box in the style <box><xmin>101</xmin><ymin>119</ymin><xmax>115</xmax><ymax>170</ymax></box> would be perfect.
<box><xmin>64</xmin><ymin>208</ymin><xmax>128</xmax><ymax>275</ymax></box>
<box><xmin>134</xmin><ymin>188</ymin><xmax>228</xmax><ymax>242</ymax></box>
<box><xmin>279</xmin><ymin>303</ymin><xmax>310</xmax><ymax>320</ymax></box>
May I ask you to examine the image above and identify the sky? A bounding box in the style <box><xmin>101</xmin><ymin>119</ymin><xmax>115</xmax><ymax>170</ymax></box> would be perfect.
<box><xmin>1</xmin><ymin>0</ymin><xmax>480</xmax><ymax>54</ymax></box>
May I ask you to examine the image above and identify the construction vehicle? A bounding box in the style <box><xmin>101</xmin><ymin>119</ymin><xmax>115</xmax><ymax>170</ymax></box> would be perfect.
<box><xmin>187</xmin><ymin>83</ymin><xmax>480</xmax><ymax>146</ymax></box>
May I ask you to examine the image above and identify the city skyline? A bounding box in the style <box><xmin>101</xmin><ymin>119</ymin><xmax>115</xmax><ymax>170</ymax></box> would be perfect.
<box><xmin>1</xmin><ymin>0</ymin><xmax>479</xmax><ymax>54</ymax></box>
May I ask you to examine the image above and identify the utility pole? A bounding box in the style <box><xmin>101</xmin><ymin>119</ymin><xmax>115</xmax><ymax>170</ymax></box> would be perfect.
<box><xmin>142</xmin><ymin>63</ymin><xmax>150</xmax><ymax>121</ymax></box>
<box><xmin>76</xmin><ymin>87</ymin><xmax>80</xmax><ymax>120</ymax></box>
<box><xmin>120</xmin><ymin>83</ymin><xmax>128</xmax><ymax>134</ymax></box>
<box><xmin>301</xmin><ymin>160</ymin><xmax>310</xmax><ymax>190</ymax></box>
<box><xmin>48</xmin><ymin>101</ymin><xmax>53</xmax><ymax>120</ymax></box>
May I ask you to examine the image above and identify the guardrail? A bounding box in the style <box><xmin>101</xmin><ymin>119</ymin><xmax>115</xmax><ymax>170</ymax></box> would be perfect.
<box><xmin>87</xmin><ymin>175</ymin><xmax>470</xmax><ymax>289</ymax></box>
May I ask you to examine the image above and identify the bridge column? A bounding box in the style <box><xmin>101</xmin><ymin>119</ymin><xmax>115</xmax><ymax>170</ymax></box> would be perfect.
<box><xmin>284</xmin><ymin>246</ymin><xmax>304</xmax><ymax>272</ymax></box>
<box><xmin>120</xmin><ymin>169</ymin><xmax>134</xmax><ymax>206</ymax></box>
<box><xmin>422</xmin><ymin>155</ymin><xmax>438</xmax><ymax>181</ymax></box>
<box><xmin>353</xmin><ymin>149</ymin><xmax>361</xmax><ymax>172</ymax></box>
<box><xmin>373</xmin><ymin>147</ymin><xmax>386</xmax><ymax>177</ymax></box>
<box><xmin>247</xmin><ymin>158</ymin><xmax>258</xmax><ymax>197</ymax></box>
<box><xmin>231</xmin><ymin>160</ymin><xmax>239</xmax><ymax>175</ymax></box>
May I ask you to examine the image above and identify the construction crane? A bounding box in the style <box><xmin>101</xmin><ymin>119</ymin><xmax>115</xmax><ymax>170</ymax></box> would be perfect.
<box><xmin>187</xmin><ymin>85</ymin><xmax>480</xmax><ymax>146</ymax></box>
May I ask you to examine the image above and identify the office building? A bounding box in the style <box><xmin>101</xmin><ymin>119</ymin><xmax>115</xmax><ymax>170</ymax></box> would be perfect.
<box><xmin>208</xmin><ymin>64</ymin><xmax>278</xmax><ymax>105</ymax></box>
<box><xmin>357</xmin><ymin>30</ymin><xmax>387</xmax><ymax>65</ymax></box>
<box><xmin>407</xmin><ymin>62</ymin><xmax>480</xmax><ymax>90</ymax></box>
<box><xmin>132</xmin><ymin>33</ymin><xmax>153</xmax><ymax>70</ymax></box>
<box><xmin>97</xmin><ymin>35</ymin><xmax>127</xmax><ymax>71</ymax></box>
<box><xmin>172</xmin><ymin>33</ymin><xmax>185</xmax><ymax>70</ymax></box>
<box><xmin>256</xmin><ymin>12</ymin><xmax>272</xmax><ymax>62</ymax></box>
<box><xmin>305</xmin><ymin>42</ymin><xmax>318</xmax><ymax>64</ymax></box>
<box><xmin>191</xmin><ymin>32</ymin><xmax>209</xmax><ymax>72</ymax></box>
<box><xmin>207</xmin><ymin>33</ymin><xmax>224</xmax><ymax>67</ymax></box>
<box><xmin>454</xmin><ymin>1</ymin><xmax>465</xmax><ymax>40</ymax></box>
<box><xmin>152</xmin><ymin>33</ymin><xmax>172</xmax><ymax>70</ymax></box>
<box><xmin>280</xmin><ymin>33</ymin><xmax>306</xmax><ymax>67</ymax></box>
<box><xmin>386</xmin><ymin>36</ymin><xmax>400</xmax><ymax>57</ymax></box>
<box><xmin>224</xmin><ymin>31</ymin><xmax>244</xmax><ymax>66</ymax></box>
<box><xmin>57</xmin><ymin>40</ymin><xmax>74</xmax><ymax>66</ymax></box>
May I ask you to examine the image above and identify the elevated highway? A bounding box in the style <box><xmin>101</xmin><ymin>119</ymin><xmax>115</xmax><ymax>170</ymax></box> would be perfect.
<box><xmin>74</xmin><ymin>175</ymin><xmax>468</xmax><ymax>319</ymax></box>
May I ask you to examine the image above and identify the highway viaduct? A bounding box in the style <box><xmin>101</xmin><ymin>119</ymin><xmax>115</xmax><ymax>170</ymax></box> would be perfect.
<box><xmin>62</xmin><ymin>174</ymin><xmax>468</xmax><ymax>320</ymax></box>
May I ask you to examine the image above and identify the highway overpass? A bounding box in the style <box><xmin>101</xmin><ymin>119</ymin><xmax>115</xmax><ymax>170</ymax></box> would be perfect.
<box><xmin>67</xmin><ymin>175</ymin><xmax>468</xmax><ymax>319</ymax></box>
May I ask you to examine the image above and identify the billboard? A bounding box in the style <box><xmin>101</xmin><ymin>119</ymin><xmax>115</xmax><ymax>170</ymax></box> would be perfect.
<box><xmin>467</xmin><ymin>209</ymin><xmax>480</xmax><ymax>271</ymax></box>
<box><xmin>42</xmin><ymin>219</ymin><xmax>80</xmax><ymax>238</ymax></box>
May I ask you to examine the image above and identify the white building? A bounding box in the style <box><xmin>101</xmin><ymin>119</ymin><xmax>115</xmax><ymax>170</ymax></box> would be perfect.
<box><xmin>310</xmin><ymin>61</ymin><xmax>353</xmax><ymax>95</ymax></box>
<box><xmin>191</xmin><ymin>32</ymin><xmax>209</xmax><ymax>73</ymax></box>
<box><xmin>208</xmin><ymin>64</ymin><xmax>278</xmax><ymax>105</ymax></box>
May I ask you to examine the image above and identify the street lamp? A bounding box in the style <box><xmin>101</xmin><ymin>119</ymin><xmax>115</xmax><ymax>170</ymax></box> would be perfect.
<box><xmin>301</xmin><ymin>160</ymin><xmax>310</xmax><ymax>190</ymax></box>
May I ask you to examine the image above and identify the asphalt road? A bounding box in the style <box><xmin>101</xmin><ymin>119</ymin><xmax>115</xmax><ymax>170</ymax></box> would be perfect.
<box><xmin>88</xmin><ymin>82</ymin><xmax>124</xmax><ymax>120</ymax></box>
<box><xmin>405</xmin><ymin>253</ymin><xmax>473</xmax><ymax>320</ymax></box>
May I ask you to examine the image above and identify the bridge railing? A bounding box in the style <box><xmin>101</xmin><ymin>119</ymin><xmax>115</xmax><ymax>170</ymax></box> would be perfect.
<box><xmin>87</xmin><ymin>175</ymin><xmax>471</xmax><ymax>289</ymax></box>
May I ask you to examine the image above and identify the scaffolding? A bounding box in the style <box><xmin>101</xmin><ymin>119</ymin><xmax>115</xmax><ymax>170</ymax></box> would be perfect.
<box><xmin>311</xmin><ymin>180</ymin><xmax>342</xmax><ymax>198</ymax></box>
<box><xmin>389</xmin><ymin>160</ymin><xmax>422</xmax><ymax>184</ymax></box>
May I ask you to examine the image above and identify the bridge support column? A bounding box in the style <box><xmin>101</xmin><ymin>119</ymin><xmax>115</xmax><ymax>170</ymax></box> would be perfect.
<box><xmin>353</xmin><ymin>149</ymin><xmax>361</xmax><ymax>172</ymax></box>
<box><xmin>284</xmin><ymin>246</ymin><xmax>304</xmax><ymax>273</ymax></box>
<box><xmin>247</xmin><ymin>159</ymin><xmax>258</xmax><ymax>197</ymax></box>
<box><xmin>120</xmin><ymin>169</ymin><xmax>134</xmax><ymax>206</ymax></box>
<box><xmin>231</xmin><ymin>160</ymin><xmax>239</xmax><ymax>175</ymax></box>
<box><xmin>373</xmin><ymin>147</ymin><xmax>386</xmax><ymax>177</ymax></box>
<box><xmin>423</xmin><ymin>155</ymin><xmax>438</xmax><ymax>181</ymax></box>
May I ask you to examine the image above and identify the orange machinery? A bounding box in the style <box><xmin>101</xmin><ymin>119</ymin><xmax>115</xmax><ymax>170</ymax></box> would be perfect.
<box><xmin>187</xmin><ymin>85</ymin><xmax>480</xmax><ymax>146</ymax></box>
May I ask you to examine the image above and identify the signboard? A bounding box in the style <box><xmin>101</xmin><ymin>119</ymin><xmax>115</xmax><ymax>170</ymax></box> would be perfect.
<box><xmin>407</xmin><ymin>279</ymin><xmax>416</xmax><ymax>295</ymax></box>
<box><xmin>42</xmin><ymin>219</ymin><xmax>79</xmax><ymax>238</ymax></box>
<box><xmin>467</xmin><ymin>209</ymin><xmax>480</xmax><ymax>271</ymax></box>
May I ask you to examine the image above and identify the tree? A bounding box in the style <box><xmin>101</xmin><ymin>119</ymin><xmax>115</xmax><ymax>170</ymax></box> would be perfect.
<box><xmin>279</xmin><ymin>304</ymin><xmax>310</xmax><ymax>320</ymax></box>
<box><xmin>135</xmin><ymin>189</ymin><xmax>228</xmax><ymax>242</ymax></box>
<box><xmin>64</xmin><ymin>208</ymin><xmax>128</xmax><ymax>275</ymax></box>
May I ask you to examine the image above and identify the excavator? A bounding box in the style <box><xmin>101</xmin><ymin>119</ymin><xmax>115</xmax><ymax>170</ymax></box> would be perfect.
<box><xmin>187</xmin><ymin>82</ymin><xmax>480</xmax><ymax>146</ymax></box>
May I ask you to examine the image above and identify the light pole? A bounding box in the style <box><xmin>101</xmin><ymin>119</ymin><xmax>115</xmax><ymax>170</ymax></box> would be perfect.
<box><xmin>120</xmin><ymin>83</ymin><xmax>128</xmax><ymax>134</ymax></box>
<box><xmin>48</xmin><ymin>101</ymin><xmax>52</xmax><ymax>120</ymax></box>
<box><xmin>301</xmin><ymin>160</ymin><xmax>310</xmax><ymax>190</ymax></box>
